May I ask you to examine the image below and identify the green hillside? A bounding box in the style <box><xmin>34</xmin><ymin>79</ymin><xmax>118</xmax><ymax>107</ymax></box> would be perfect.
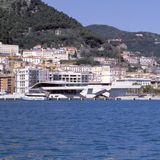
<box><xmin>0</xmin><ymin>0</ymin><xmax>107</xmax><ymax>50</ymax></box>
<box><xmin>0</xmin><ymin>0</ymin><xmax>16</xmax><ymax>8</ymax></box>
<box><xmin>86</xmin><ymin>25</ymin><xmax>160</xmax><ymax>57</ymax></box>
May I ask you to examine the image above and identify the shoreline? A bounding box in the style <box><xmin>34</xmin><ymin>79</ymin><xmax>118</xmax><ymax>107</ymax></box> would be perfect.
<box><xmin>0</xmin><ymin>94</ymin><xmax>160</xmax><ymax>101</ymax></box>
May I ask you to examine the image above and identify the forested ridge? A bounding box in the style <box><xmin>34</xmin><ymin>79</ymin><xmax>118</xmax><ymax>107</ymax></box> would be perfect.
<box><xmin>86</xmin><ymin>24</ymin><xmax>160</xmax><ymax>57</ymax></box>
<box><xmin>0</xmin><ymin>0</ymin><xmax>107</xmax><ymax>50</ymax></box>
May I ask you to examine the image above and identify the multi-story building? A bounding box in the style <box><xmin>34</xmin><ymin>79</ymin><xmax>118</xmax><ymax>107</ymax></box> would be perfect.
<box><xmin>93</xmin><ymin>57</ymin><xmax>105</xmax><ymax>65</ymax></box>
<box><xmin>0</xmin><ymin>54</ymin><xmax>9</xmax><ymax>64</ymax></box>
<box><xmin>0</xmin><ymin>64</ymin><xmax>4</xmax><ymax>74</ymax></box>
<box><xmin>61</xmin><ymin>65</ymin><xmax>92</xmax><ymax>73</ymax></box>
<box><xmin>140</xmin><ymin>56</ymin><xmax>157</xmax><ymax>66</ymax></box>
<box><xmin>23</xmin><ymin>49</ymin><xmax>68</xmax><ymax>61</ymax></box>
<box><xmin>119</xmin><ymin>78</ymin><xmax>151</xmax><ymax>86</ymax></box>
<box><xmin>48</xmin><ymin>71</ymin><xmax>91</xmax><ymax>83</ymax></box>
<box><xmin>14</xmin><ymin>65</ymin><xmax>111</xmax><ymax>93</ymax></box>
<box><xmin>91</xmin><ymin>66</ymin><xmax>103</xmax><ymax>75</ymax></box>
<box><xmin>0</xmin><ymin>42</ymin><xmax>19</xmax><ymax>55</ymax></box>
<box><xmin>91</xmin><ymin>66</ymin><xmax>110</xmax><ymax>83</ymax></box>
<box><xmin>127</xmin><ymin>57</ymin><xmax>139</xmax><ymax>64</ymax></box>
<box><xmin>23</xmin><ymin>50</ymin><xmax>54</xmax><ymax>58</ymax></box>
<box><xmin>0</xmin><ymin>74</ymin><xmax>14</xmax><ymax>93</ymax></box>
<box><xmin>110</xmin><ymin>67</ymin><xmax>127</xmax><ymax>80</ymax></box>
<box><xmin>63</xmin><ymin>46</ymin><xmax>77</xmax><ymax>55</ymax></box>
<box><xmin>14</xmin><ymin>67</ymin><xmax>49</xmax><ymax>94</ymax></box>
<box><xmin>104</xmin><ymin>58</ymin><xmax>118</xmax><ymax>66</ymax></box>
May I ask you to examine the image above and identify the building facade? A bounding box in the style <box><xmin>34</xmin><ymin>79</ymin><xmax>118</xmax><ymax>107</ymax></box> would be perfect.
<box><xmin>140</xmin><ymin>57</ymin><xmax>157</xmax><ymax>66</ymax></box>
<box><xmin>0</xmin><ymin>42</ymin><xmax>19</xmax><ymax>55</ymax></box>
<box><xmin>0</xmin><ymin>74</ymin><xmax>14</xmax><ymax>94</ymax></box>
<box><xmin>14</xmin><ymin>68</ymin><xmax>41</xmax><ymax>93</ymax></box>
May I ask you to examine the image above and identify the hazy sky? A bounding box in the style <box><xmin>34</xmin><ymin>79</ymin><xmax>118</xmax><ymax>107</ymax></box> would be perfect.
<box><xmin>42</xmin><ymin>0</ymin><xmax>160</xmax><ymax>34</ymax></box>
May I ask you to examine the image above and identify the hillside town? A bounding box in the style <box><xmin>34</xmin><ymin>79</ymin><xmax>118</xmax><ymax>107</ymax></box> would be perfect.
<box><xmin>0</xmin><ymin>41</ymin><xmax>160</xmax><ymax>95</ymax></box>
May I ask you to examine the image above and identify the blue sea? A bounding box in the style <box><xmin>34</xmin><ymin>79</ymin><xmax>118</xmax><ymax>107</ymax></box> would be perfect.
<box><xmin>0</xmin><ymin>100</ymin><xmax>160</xmax><ymax>159</ymax></box>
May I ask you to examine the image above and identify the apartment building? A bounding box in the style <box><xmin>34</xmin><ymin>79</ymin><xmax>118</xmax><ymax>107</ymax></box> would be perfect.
<box><xmin>140</xmin><ymin>57</ymin><xmax>157</xmax><ymax>66</ymax></box>
<box><xmin>93</xmin><ymin>57</ymin><xmax>105</xmax><ymax>65</ymax></box>
<box><xmin>48</xmin><ymin>71</ymin><xmax>91</xmax><ymax>83</ymax></box>
<box><xmin>23</xmin><ymin>49</ymin><xmax>68</xmax><ymax>61</ymax></box>
<box><xmin>0</xmin><ymin>54</ymin><xmax>9</xmax><ymax>64</ymax></box>
<box><xmin>63</xmin><ymin>46</ymin><xmax>77</xmax><ymax>55</ymax></box>
<box><xmin>104</xmin><ymin>58</ymin><xmax>118</xmax><ymax>66</ymax></box>
<box><xmin>61</xmin><ymin>65</ymin><xmax>92</xmax><ymax>73</ymax></box>
<box><xmin>0</xmin><ymin>74</ymin><xmax>14</xmax><ymax>93</ymax></box>
<box><xmin>14</xmin><ymin>68</ymin><xmax>41</xmax><ymax>93</ymax></box>
<box><xmin>127</xmin><ymin>57</ymin><xmax>139</xmax><ymax>64</ymax></box>
<box><xmin>91</xmin><ymin>66</ymin><xmax>110</xmax><ymax>83</ymax></box>
<box><xmin>0</xmin><ymin>64</ymin><xmax>4</xmax><ymax>74</ymax></box>
<box><xmin>110</xmin><ymin>67</ymin><xmax>127</xmax><ymax>80</ymax></box>
<box><xmin>23</xmin><ymin>50</ymin><xmax>53</xmax><ymax>58</ymax></box>
<box><xmin>120</xmin><ymin>78</ymin><xmax>151</xmax><ymax>86</ymax></box>
<box><xmin>0</xmin><ymin>42</ymin><xmax>19</xmax><ymax>55</ymax></box>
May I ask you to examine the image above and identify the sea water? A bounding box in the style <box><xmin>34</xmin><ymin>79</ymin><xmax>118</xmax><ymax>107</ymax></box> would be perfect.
<box><xmin>0</xmin><ymin>100</ymin><xmax>160</xmax><ymax>159</ymax></box>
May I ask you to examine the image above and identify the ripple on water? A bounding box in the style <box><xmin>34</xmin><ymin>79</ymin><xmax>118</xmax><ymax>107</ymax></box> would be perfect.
<box><xmin>0</xmin><ymin>100</ymin><xmax>160</xmax><ymax>159</ymax></box>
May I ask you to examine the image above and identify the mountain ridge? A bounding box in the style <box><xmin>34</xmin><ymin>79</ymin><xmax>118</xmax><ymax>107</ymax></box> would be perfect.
<box><xmin>0</xmin><ymin>0</ymin><xmax>107</xmax><ymax>50</ymax></box>
<box><xmin>86</xmin><ymin>24</ymin><xmax>160</xmax><ymax>57</ymax></box>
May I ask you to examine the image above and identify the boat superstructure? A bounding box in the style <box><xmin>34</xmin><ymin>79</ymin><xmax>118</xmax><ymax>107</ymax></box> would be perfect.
<box><xmin>21</xmin><ymin>92</ymin><xmax>49</xmax><ymax>100</ymax></box>
<box><xmin>27</xmin><ymin>81</ymin><xmax>141</xmax><ymax>99</ymax></box>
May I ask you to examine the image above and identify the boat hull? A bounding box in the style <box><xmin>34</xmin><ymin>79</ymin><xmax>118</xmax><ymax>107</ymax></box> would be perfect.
<box><xmin>21</xmin><ymin>96</ymin><xmax>49</xmax><ymax>100</ymax></box>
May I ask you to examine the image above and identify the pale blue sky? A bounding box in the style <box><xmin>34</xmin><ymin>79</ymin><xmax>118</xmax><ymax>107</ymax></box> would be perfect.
<box><xmin>42</xmin><ymin>0</ymin><xmax>160</xmax><ymax>34</ymax></box>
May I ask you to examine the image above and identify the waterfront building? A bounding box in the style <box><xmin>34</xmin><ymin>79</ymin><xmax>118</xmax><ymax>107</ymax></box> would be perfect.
<box><xmin>48</xmin><ymin>71</ymin><xmax>91</xmax><ymax>83</ymax></box>
<box><xmin>14</xmin><ymin>65</ymin><xmax>111</xmax><ymax>93</ymax></box>
<box><xmin>0</xmin><ymin>74</ymin><xmax>14</xmax><ymax>94</ymax></box>
<box><xmin>14</xmin><ymin>67</ymin><xmax>49</xmax><ymax>94</ymax></box>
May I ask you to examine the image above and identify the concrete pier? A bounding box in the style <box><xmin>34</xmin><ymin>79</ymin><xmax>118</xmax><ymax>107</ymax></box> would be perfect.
<box><xmin>0</xmin><ymin>94</ymin><xmax>160</xmax><ymax>100</ymax></box>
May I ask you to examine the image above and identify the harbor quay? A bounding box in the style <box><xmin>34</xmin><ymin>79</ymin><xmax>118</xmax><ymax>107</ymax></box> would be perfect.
<box><xmin>0</xmin><ymin>94</ymin><xmax>160</xmax><ymax>101</ymax></box>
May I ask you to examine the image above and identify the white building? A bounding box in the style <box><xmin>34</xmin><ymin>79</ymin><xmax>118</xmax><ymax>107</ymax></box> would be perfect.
<box><xmin>93</xmin><ymin>57</ymin><xmax>105</xmax><ymax>64</ymax></box>
<box><xmin>53</xmin><ymin>48</ymin><xmax>68</xmax><ymax>60</ymax></box>
<box><xmin>23</xmin><ymin>49</ymin><xmax>68</xmax><ymax>60</ymax></box>
<box><xmin>91</xmin><ymin>66</ymin><xmax>110</xmax><ymax>83</ymax></box>
<box><xmin>14</xmin><ymin>67</ymin><xmax>49</xmax><ymax>94</ymax></box>
<box><xmin>0</xmin><ymin>64</ymin><xmax>4</xmax><ymax>74</ymax></box>
<box><xmin>140</xmin><ymin>57</ymin><xmax>157</xmax><ymax>66</ymax></box>
<box><xmin>119</xmin><ymin>78</ymin><xmax>151</xmax><ymax>86</ymax></box>
<box><xmin>0</xmin><ymin>56</ymin><xmax>9</xmax><ymax>64</ymax></box>
<box><xmin>61</xmin><ymin>65</ymin><xmax>92</xmax><ymax>73</ymax></box>
<box><xmin>14</xmin><ymin>68</ymin><xmax>90</xmax><ymax>93</ymax></box>
<box><xmin>120</xmin><ymin>43</ymin><xmax>127</xmax><ymax>49</ymax></box>
<box><xmin>23</xmin><ymin>50</ymin><xmax>53</xmax><ymax>58</ymax></box>
<box><xmin>0</xmin><ymin>42</ymin><xmax>19</xmax><ymax>55</ymax></box>
<box><xmin>110</xmin><ymin>67</ymin><xmax>127</xmax><ymax>80</ymax></box>
<box><xmin>48</xmin><ymin>71</ymin><xmax>91</xmax><ymax>83</ymax></box>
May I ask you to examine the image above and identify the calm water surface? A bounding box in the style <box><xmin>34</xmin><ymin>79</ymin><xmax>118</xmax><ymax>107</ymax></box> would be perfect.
<box><xmin>0</xmin><ymin>100</ymin><xmax>160</xmax><ymax>159</ymax></box>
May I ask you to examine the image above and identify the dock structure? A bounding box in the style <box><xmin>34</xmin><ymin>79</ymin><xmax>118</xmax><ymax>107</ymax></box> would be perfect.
<box><xmin>0</xmin><ymin>95</ymin><xmax>160</xmax><ymax>101</ymax></box>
